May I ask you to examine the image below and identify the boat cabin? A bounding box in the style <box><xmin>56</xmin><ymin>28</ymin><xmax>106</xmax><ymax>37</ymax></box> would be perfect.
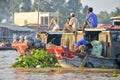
<box><xmin>37</xmin><ymin>28</ymin><xmax>120</xmax><ymax>59</ymax></box>
<box><xmin>111</xmin><ymin>14</ymin><xmax>120</xmax><ymax>26</ymax></box>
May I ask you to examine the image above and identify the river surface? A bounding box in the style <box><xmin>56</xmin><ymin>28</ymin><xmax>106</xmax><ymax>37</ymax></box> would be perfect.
<box><xmin>0</xmin><ymin>50</ymin><xmax>120</xmax><ymax>80</ymax></box>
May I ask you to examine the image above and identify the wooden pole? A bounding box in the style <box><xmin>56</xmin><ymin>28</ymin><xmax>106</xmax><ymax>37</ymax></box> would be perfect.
<box><xmin>77</xmin><ymin>0</ymin><xmax>81</xmax><ymax>21</ymax></box>
<box><xmin>37</xmin><ymin>0</ymin><xmax>40</xmax><ymax>33</ymax></box>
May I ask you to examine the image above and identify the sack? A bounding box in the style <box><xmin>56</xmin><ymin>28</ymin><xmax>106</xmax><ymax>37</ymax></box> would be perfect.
<box><xmin>91</xmin><ymin>40</ymin><xmax>102</xmax><ymax>57</ymax></box>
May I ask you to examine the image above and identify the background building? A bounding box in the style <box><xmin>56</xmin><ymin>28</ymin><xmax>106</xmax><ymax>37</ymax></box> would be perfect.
<box><xmin>14</xmin><ymin>12</ymin><xmax>59</xmax><ymax>26</ymax></box>
<box><xmin>0</xmin><ymin>23</ymin><xmax>34</xmax><ymax>42</ymax></box>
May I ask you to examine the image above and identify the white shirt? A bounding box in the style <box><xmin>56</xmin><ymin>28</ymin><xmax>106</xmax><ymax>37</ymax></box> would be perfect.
<box><xmin>69</xmin><ymin>17</ymin><xmax>79</xmax><ymax>32</ymax></box>
<box><xmin>52</xmin><ymin>24</ymin><xmax>60</xmax><ymax>31</ymax></box>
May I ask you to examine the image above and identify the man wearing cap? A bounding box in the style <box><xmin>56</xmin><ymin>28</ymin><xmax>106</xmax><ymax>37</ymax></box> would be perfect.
<box><xmin>69</xmin><ymin>13</ymin><xmax>79</xmax><ymax>33</ymax></box>
<box><xmin>82</xmin><ymin>7</ymin><xmax>98</xmax><ymax>30</ymax></box>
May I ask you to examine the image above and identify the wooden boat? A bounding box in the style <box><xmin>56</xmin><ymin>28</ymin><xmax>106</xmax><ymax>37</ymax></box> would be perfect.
<box><xmin>46</xmin><ymin>43</ymin><xmax>119</xmax><ymax>68</ymax></box>
<box><xmin>0</xmin><ymin>43</ymin><xmax>13</xmax><ymax>50</ymax></box>
<box><xmin>11</xmin><ymin>27</ymin><xmax>120</xmax><ymax>68</ymax></box>
<box><xmin>35</xmin><ymin>27</ymin><xmax>120</xmax><ymax>68</ymax></box>
<box><xmin>0</xmin><ymin>47</ymin><xmax>13</xmax><ymax>50</ymax></box>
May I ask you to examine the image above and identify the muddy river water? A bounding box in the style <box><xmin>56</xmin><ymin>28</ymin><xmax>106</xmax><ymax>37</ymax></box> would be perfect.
<box><xmin>0</xmin><ymin>50</ymin><xmax>119</xmax><ymax>80</ymax></box>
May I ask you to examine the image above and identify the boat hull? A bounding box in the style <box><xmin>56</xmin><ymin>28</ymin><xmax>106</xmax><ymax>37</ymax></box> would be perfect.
<box><xmin>0</xmin><ymin>47</ymin><xmax>13</xmax><ymax>50</ymax></box>
<box><xmin>58</xmin><ymin>55</ymin><xmax>119</xmax><ymax>68</ymax></box>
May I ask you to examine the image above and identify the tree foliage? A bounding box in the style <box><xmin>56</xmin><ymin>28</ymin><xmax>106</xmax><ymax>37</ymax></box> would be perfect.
<box><xmin>97</xmin><ymin>11</ymin><xmax>111</xmax><ymax>24</ymax></box>
<box><xmin>97</xmin><ymin>8</ymin><xmax>120</xmax><ymax>25</ymax></box>
<box><xmin>22</xmin><ymin>0</ymin><xmax>32</xmax><ymax>12</ymax></box>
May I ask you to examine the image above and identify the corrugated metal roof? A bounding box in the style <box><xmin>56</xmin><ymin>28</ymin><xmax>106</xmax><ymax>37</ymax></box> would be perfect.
<box><xmin>0</xmin><ymin>23</ymin><xmax>35</xmax><ymax>31</ymax></box>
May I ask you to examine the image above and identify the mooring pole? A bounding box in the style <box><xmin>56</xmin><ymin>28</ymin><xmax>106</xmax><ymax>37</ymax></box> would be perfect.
<box><xmin>37</xmin><ymin>0</ymin><xmax>40</xmax><ymax>33</ymax></box>
<box><xmin>75</xmin><ymin>0</ymin><xmax>81</xmax><ymax>43</ymax></box>
<box><xmin>77</xmin><ymin>0</ymin><xmax>81</xmax><ymax>20</ymax></box>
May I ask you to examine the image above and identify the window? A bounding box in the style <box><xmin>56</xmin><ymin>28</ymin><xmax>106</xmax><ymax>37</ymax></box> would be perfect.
<box><xmin>45</xmin><ymin>17</ymin><xmax>48</xmax><ymax>24</ymax></box>
<box><xmin>41</xmin><ymin>17</ymin><xmax>44</xmax><ymax>24</ymax></box>
<box><xmin>114</xmin><ymin>22</ymin><xmax>120</xmax><ymax>26</ymax></box>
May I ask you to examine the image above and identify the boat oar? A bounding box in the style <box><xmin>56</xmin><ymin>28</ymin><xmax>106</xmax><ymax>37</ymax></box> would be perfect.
<box><xmin>79</xmin><ymin>42</ymin><xmax>93</xmax><ymax>68</ymax></box>
<box><xmin>79</xmin><ymin>53</ymin><xmax>89</xmax><ymax>68</ymax></box>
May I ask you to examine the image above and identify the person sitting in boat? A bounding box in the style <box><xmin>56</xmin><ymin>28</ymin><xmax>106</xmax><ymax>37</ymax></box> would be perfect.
<box><xmin>82</xmin><ymin>7</ymin><xmax>98</xmax><ymax>30</ymax></box>
<box><xmin>74</xmin><ymin>38</ymin><xmax>93</xmax><ymax>55</ymax></box>
<box><xmin>63</xmin><ymin>17</ymin><xmax>73</xmax><ymax>33</ymax></box>
<box><xmin>48</xmin><ymin>18</ymin><xmax>60</xmax><ymax>32</ymax></box>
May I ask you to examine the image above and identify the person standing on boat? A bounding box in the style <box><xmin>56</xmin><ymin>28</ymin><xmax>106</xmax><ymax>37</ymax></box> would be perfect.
<box><xmin>69</xmin><ymin>12</ymin><xmax>79</xmax><ymax>33</ymax></box>
<box><xmin>63</xmin><ymin>17</ymin><xmax>73</xmax><ymax>33</ymax></box>
<box><xmin>82</xmin><ymin>7</ymin><xmax>98</xmax><ymax>30</ymax></box>
<box><xmin>48</xmin><ymin>18</ymin><xmax>60</xmax><ymax>31</ymax></box>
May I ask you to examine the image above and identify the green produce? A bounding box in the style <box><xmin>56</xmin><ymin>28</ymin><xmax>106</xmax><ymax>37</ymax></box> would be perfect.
<box><xmin>12</xmin><ymin>49</ymin><xmax>58</xmax><ymax>68</ymax></box>
<box><xmin>112</xmin><ymin>71</ymin><xmax>120</xmax><ymax>77</ymax></box>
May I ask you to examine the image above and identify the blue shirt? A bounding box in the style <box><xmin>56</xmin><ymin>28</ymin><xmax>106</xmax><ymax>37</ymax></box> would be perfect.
<box><xmin>86</xmin><ymin>13</ymin><xmax>98</xmax><ymax>28</ymax></box>
<box><xmin>75</xmin><ymin>38</ymin><xmax>87</xmax><ymax>47</ymax></box>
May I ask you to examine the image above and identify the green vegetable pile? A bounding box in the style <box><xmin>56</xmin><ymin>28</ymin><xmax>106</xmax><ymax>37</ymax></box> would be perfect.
<box><xmin>12</xmin><ymin>49</ymin><xmax>58</xmax><ymax>68</ymax></box>
<box><xmin>112</xmin><ymin>71</ymin><xmax>120</xmax><ymax>77</ymax></box>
